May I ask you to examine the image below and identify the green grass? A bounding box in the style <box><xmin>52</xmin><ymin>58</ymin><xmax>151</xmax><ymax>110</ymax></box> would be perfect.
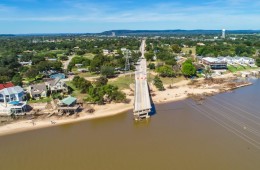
<box><xmin>83</xmin><ymin>53</ymin><xmax>95</xmax><ymax>60</ymax></box>
<box><xmin>66</xmin><ymin>81</ymin><xmax>86</xmax><ymax>100</ymax></box>
<box><xmin>182</xmin><ymin>47</ymin><xmax>196</xmax><ymax>55</ymax></box>
<box><xmin>228</xmin><ymin>65</ymin><xmax>257</xmax><ymax>73</ymax></box>
<box><xmin>160</xmin><ymin>76</ymin><xmax>186</xmax><ymax>85</ymax></box>
<box><xmin>28</xmin><ymin>97</ymin><xmax>52</xmax><ymax>104</ymax></box>
<box><xmin>66</xmin><ymin>81</ymin><xmax>79</xmax><ymax>96</ymax></box>
<box><xmin>78</xmin><ymin>72</ymin><xmax>98</xmax><ymax>77</ymax></box>
<box><xmin>108</xmin><ymin>75</ymin><xmax>135</xmax><ymax>90</ymax></box>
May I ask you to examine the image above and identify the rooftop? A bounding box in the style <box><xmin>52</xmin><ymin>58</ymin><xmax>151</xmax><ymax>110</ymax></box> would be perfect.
<box><xmin>61</xmin><ymin>96</ymin><xmax>77</xmax><ymax>106</ymax></box>
<box><xmin>0</xmin><ymin>86</ymin><xmax>24</xmax><ymax>96</ymax></box>
<box><xmin>0</xmin><ymin>83</ymin><xmax>14</xmax><ymax>91</ymax></box>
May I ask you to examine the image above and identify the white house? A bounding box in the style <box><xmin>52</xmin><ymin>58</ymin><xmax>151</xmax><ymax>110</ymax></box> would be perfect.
<box><xmin>46</xmin><ymin>78</ymin><xmax>68</xmax><ymax>93</ymax></box>
<box><xmin>0</xmin><ymin>86</ymin><xmax>28</xmax><ymax>116</ymax></box>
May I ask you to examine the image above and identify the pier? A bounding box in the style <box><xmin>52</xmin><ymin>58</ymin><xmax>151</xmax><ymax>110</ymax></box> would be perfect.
<box><xmin>133</xmin><ymin>40</ymin><xmax>152</xmax><ymax>120</ymax></box>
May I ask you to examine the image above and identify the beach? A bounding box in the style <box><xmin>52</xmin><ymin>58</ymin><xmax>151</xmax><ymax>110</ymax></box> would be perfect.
<box><xmin>0</xmin><ymin>73</ymin><xmax>252</xmax><ymax>136</ymax></box>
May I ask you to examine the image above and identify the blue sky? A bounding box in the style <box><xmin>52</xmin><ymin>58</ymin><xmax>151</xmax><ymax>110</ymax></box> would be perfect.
<box><xmin>0</xmin><ymin>0</ymin><xmax>259</xmax><ymax>34</ymax></box>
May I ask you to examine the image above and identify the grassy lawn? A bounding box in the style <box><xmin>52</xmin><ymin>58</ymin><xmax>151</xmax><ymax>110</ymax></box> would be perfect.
<box><xmin>228</xmin><ymin>65</ymin><xmax>258</xmax><ymax>73</ymax></box>
<box><xmin>28</xmin><ymin>97</ymin><xmax>52</xmax><ymax>104</ymax></box>
<box><xmin>78</xmin><ymin>72</ymin><xmax>99</xmax><ymax>77</ymax></box>
<box><xmin>160</xmin><ymin>76</ymin><xmax>186</xmax><ymax>85</ymax></box>
<box><xmin>83</xmin><ymin>53</ymin><xmax>95</xmax><ymax>60</ymax></box>
<box><xmin>182</xmin><ymin>47</ymin><xmax>196</xmax><ymax>55</ymax></box>
<box><xmin>108</xmin><ymin>75</ymin><xmax>135</xmax><ymax>90</ymax></box>
<box><xmin>65</xmin><ymin>81</ymin><xmax>86</xmax><ymax>100</ymax></box>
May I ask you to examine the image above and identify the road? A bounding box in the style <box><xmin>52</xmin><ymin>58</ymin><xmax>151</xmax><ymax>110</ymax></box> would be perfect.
<box><xmin>133</xmin><ymin>40</ymin><xmax>151</xmax><ymax>119</ymax></box>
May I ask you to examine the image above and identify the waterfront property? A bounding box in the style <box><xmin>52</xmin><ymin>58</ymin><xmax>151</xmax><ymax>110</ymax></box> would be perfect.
<box><xmin>57</xmin><ymin>96</ymin><xmax>80</xmax><ymax>115</ymax></box>
<box><xmin>28</xmin><ymin>83</ymin><xmax>48</xmax><ymax>100</ymax></box>
<box><xmin>202</xmin><ymin>57</ymin><xmax>227</xmax><ymax>70</ymax></box>
<box><xmin>199</xmin><ymin>56</ymin><xmax>256</xmax><ymax>68</ymax></box>
<box><xmin>0</xmin><ymin>86</ymin><xmax>28</xmax><ymax>116</ymax></box>
<box><xmin>217</xmin><ymin>56</ymin><xmax>256</xmax><ymax>66</ymax></box>
<box><xmin>0</xmin><ymin>83</ymin><xmax>14</xmax><ymax>90</ymax></box>
<box><xmin>46</xmin><ymin>78</ymin><xmax>68</xmax><ymax>94</ymax></box>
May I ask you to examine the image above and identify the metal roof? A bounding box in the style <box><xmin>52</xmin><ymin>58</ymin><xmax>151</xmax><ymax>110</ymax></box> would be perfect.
<box><xmin>0</xmin><ymin>86</ymin><xmax>24</xmax><ymax>96</ymax></box>
<box><xmin>61</xmin><ymin>96</ymin><xmax>77</xmax><ymax>106</ymax></box>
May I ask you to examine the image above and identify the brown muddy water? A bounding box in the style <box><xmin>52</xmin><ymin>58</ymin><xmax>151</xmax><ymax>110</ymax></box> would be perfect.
<box><xmin>0</xmin><ymin>79</ymin><xmax>260</xmax><ymax>170</ymax></box>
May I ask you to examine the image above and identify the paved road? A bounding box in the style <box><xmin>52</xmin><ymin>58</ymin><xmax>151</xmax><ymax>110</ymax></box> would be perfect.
<box><xmin>134</xmin><ymin>40</ymin><xmax>151</xmax><ymax>114</ymax></box>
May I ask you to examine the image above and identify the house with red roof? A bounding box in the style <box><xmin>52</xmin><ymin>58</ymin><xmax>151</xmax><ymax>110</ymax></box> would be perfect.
<box><xmin>0</xmin><ymin>83</ymin><xmax>14</xmax><ymax>91</ymax></box>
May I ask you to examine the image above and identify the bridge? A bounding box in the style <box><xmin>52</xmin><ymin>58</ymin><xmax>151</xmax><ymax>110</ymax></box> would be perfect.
<box><xmin>133</xmin><ymin>40</ymin><xmax>152</xmax><ymax>120</ymax></box>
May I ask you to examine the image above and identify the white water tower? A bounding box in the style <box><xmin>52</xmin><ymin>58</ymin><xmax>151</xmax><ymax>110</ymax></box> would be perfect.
<box><xmin>222</xmin><ymin>29</ymin><xmax>226</xmax><ymax>38</ymax></box>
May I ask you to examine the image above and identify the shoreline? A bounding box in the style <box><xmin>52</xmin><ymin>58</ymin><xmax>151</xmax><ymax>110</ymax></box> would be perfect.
<box><xmin>0</xmin><ymin>74</ymin><xmax>256</xmax><ymax>137</ymax></box>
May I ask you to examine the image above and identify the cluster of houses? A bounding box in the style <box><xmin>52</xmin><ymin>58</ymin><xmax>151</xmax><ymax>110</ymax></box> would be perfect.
<box><xmin>28</xmin><ymin>77</ymin><xmax>68</xmax><ymax>99</ymax></box>
<box><xmin>198</xmin><ymin>56</ymin><xmax>256</xmax><ymax>70</ymax></box>
<box><xmin>0</xmin><ymin>76</ymin><xmax>81</xmax><ymax>116</ymax></box>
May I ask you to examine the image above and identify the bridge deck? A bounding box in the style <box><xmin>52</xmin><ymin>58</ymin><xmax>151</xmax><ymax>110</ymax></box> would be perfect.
<box><xmin>133</xmin><ymin>40</ymin><xmax>151</xmax><ymax>120</ymax></box>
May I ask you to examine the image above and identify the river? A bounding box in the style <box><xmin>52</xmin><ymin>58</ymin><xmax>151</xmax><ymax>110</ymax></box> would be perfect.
<box><xmin>0</xmin><ymin>79</ymin><xmax>259</xmax><ymax>170</ymax></box>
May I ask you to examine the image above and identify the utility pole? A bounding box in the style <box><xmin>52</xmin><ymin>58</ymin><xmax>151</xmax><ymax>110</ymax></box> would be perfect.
<box><xmin>124</xmin><ymin>50</ymin><xmax>130</xmax><ymax>76</ymax></box>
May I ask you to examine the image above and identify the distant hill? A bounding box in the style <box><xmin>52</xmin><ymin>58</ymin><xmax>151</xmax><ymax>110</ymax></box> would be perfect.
<box><xmin>0</xmin><ymin>34</ymin><xmax>15</xmax><ymax>37</ymax></box>
<box><xmin>1</xmin><ymin>30</ymin><xmax>260</xmax><ymax>37</ymax></box>
<box><xmin>100</xmin><ymin>30</ymin><xmax>260</xmax><ymax>36</ymax></box>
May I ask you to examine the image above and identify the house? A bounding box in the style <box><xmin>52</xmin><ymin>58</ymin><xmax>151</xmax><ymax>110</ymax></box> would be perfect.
<box><xmin>103</xmin><ymin>49</ymin><xmax>110</xmax><ymax>55</ymax></box>
<box><xmin>0</xmin><ymin>83</ymin><xmax>14</xmax><ymax>91</ymax></box>
<box><xmin>49</xmin><ymin>73</ymin><xmax>66</xmax><ymax>79</ymax></box>
<box><xmin>60</xmin><ymin>96</ymin><xmax>77</xmax><ymax>106</ymax></box>
<box><xmin>19</xmin><ymin>60</ymin><xmax>32</xmax><ymax>66</ymax></box>
<box><xmin>47</xmin><ymin>58</ymin><xmax>58</xmax><ymax>62</ymax></box>
<box><xmin>78</xmin><ymin>68</ymin><xmax>88</xmax><ymax>73</ymax></box>
<box><xmin>28</xmin><ymin>83</ymin><xmax>47</xmax><ymax>99</ymax></box>
<box><xmin>57</xmin><ymin>96</ymin><xmax>80</xmax><ymax>115</ymax></box>
<box><xmin>75</xmin><ymin>64</ymin><xmax>83</xmax><ymax>68</ymax></box>
<box><xmin>0</xmin><ymin>86</ymin><xmax>27</xmax><ymax>116</ymax></box>
<box><xmin>202</xmin><ymin>57</ymin><xmax>227</xmax><ymax>70</ymax></box>
<box><xmin>46</xmin><ymin>78</ymin><xmax>68</xmax><ymax>93</ymax></box>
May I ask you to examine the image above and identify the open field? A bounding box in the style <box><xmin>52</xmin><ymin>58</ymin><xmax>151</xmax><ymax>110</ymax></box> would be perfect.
<box><xmin>182</xmin><ymin>47</ymin><xmax>196</xmax><ymax>55</ymax></box>
<box><xmin>228</xmin><ymin>65</ymin><xmax>258</xmax><ymax>73</ymax></box>
<box><xmin>83</xmin><ymin>53</ymin><xmax>95</xmax><ymax>60</ymax></box>
<box><xmin>160</xmin><ymin>76</ymin><xmax>186</xmax><ymax>85</ymax></box>
<box><xmin>108</xmin><ymin>75</ymin><xmax>135</xmax><ymax>90</ymax></box>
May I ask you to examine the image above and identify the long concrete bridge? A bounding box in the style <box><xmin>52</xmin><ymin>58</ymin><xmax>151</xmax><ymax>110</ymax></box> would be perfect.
<box><xmin>133</xmin><ymin>40</ymin><xmax>152</xmax><ymax>120</ymax></box>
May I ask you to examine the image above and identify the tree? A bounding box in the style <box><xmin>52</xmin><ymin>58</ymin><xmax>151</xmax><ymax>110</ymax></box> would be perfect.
<box><xmin>181</xmin><ymin>59</ymin><xmax>196</xmax><ymax>77</ymax></box>
<box><xmin>256</xmin><ymin>58</ymin><xmax>260</xmax><ymax>67</ymax></box>
<box><xmin>148</xmin><ymin>63</ymin><xmax>155</xmax><ymax>70</ymax></box>
<box><xmin>72</xmin><ymin>76</ymin><xmax>92</xmax><ymax>93</ymax></box>
<box><xmin>165</xmin><ymin>59</ymin><xmax>177</xmax><ymax>66</ymax></box>
<box><xmin>96</xmin><ymin>76</ymin><xmax>108</xmax><ymax>86</ymax></box>
<box><xmin>153</xmin><ymin>76</ymin><xmax>165</xmax><ymax>91</ymax></box>
<box><xmin>156</xmin><ymin>65</ymin><xmax>175</xmax><ymax>77</ymax></box>
<box><xmin>25</xmin><ymin>68</ymin><xmax>39</xmax><ymax>79</ymax></box>
<box><xmin>60</xmin><ymin>55</ymin><xmax>69</xmax><ymax>61</ymax></box>
<box><xmin>172</xmin><ymin>44</ymin><xmax>182</xmax><ymax>53</ymax></box>
<box><xmin>144</xmin><ymin>52</ymin><xmax>154</xmax><ymax>61</ymax></box>
<box><xmin>101</xmin><ymin>66</ymin><xmax>115</xmax><ymax>78</ymax></box>
<box><xmin>12</xmin><ymin>74</ymin><xmax>23</xmax><ymax>86</ymax></box>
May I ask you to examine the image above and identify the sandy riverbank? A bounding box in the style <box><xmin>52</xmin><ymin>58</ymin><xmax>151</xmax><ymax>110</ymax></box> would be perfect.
<box><xmin>0</xmin><ymin>73</ymin><xmax>253</xmax><ymax>137</ymax></box>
